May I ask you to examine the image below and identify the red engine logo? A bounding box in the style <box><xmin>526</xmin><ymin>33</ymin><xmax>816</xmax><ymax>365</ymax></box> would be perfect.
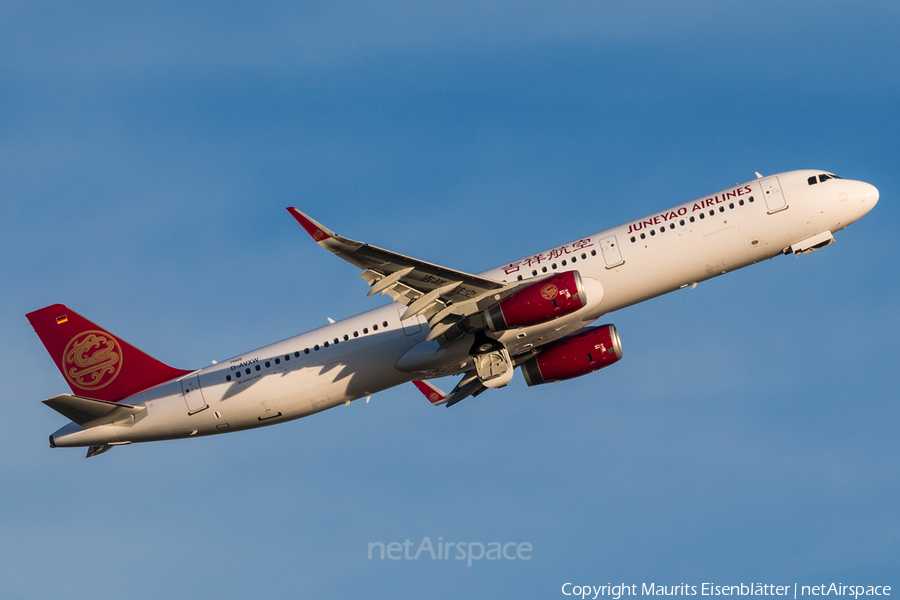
<box><xmin>62</xmin><ymin>330</ymin><xmax>123</xmax><ymax>391</ymax></box>
<box><xmin>540</xmin><ymin>283</ymin><xmax>558</xmax><ymax>300</ymax></box>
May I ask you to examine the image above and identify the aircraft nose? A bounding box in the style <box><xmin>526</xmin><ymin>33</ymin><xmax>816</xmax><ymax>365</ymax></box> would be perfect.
<box><xmin>859</xmin><ymin>181</ymin><xmax>879</xmax><ymax>214</ymax></box>
<box><xmin>866</xmin><ymin>182</ymin><xmax>879</xmax><ymax>207</ymax></box>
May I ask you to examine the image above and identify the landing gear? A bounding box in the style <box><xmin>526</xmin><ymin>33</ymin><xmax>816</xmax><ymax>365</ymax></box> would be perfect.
<box><xmin>470</xmin><ymin>331</ymin><xmax>502</xmax><ymax>355</ymax></box>
<box><xmin>469</xmin><ymin>332</ymin><xmax>513</xmax><ymax>388</ymax></box>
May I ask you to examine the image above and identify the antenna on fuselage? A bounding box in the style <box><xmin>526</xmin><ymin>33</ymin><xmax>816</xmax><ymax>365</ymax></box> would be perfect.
<box><xmin>755</xmin><ymin>172</ymin><xmax>764</xmax><ymax>178</ymax></box>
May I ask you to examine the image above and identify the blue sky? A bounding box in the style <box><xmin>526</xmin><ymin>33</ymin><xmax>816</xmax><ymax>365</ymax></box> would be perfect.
<box><xmin>2</xmin><ymin>2</ymin><xmax>898</xmax><ymax>598</ymax></box>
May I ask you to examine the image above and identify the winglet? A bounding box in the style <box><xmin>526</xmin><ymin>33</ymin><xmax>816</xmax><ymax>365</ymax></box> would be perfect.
<box><xmin>286</xmin><ymin>207</ymin><xmax>334</xmax><ymax>243</ymax></box>
<box><xmin>412</xmin><ymin>380</ymin><xmax>447</xmax><ymax>406</ymax></box>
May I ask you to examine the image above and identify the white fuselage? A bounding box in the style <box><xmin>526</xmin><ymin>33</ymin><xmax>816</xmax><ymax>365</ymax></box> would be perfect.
<box><xmin>50</xmin><ymin>170</ymin><xmax>879</xmax><ymax>448</ymax></box>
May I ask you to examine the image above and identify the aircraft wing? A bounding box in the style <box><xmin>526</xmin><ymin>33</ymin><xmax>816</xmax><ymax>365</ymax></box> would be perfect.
<box><xmin>287</xmin><ymin>207</ymin><xmax>511</xmax><ymax>341</ymax></box>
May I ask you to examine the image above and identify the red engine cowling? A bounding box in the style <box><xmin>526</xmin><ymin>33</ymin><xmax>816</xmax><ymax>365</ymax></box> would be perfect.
<box><xmin>520</xmin><ymin>324</ymin><xmax>623</xmax><ymax>386</ymax></box>
<box><xmin>484</xmin><ymin>271</ymin><xmax>587</xmax><ymax>332</ymax></box>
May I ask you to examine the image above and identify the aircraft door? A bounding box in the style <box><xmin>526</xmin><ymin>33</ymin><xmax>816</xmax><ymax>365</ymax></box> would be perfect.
<box><xmin>181</xmin><ymin>374</ymin><xmax>208</xmax><ymax>414</ymax></box>
<box><xmin>599</xmin><ymin>235</ymin><xmax>625</xmax><ymax>268</ymax></box>
<box><xmin>759</xmin><ymin>176</ymin><xmax>788</xmax><ymax>214</ymax></box>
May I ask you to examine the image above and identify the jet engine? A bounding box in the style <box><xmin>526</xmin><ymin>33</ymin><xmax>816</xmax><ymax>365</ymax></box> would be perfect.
<box><xmin>484</xmin><ymin>271</ymin><xmax>587</xmax><ymax>332</ymax></box>
<box><xmin>520</xmin><ymin>324</ymin><xmax>623</xmax><ymax>386</ymax></box>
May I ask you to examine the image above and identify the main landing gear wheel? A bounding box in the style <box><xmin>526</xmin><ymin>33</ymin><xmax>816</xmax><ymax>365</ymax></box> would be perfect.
<box><xmin>470</xmin><ymin>332</ymin><xmax>502</xmax><ymax>355</ymax></box>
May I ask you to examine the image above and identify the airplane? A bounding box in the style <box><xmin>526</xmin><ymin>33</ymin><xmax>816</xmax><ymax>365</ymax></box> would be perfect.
<box><xmin>27</xmin><ymin>169</ymin><xmax>878</xmax><ymax>457</ymax></box>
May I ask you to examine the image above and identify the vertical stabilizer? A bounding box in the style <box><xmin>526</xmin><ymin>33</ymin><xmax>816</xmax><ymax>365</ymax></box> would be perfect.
<box><xmin>26</xmin><ymin>304</ymin><xmax>192</xmax><ymax>402</ymax></box>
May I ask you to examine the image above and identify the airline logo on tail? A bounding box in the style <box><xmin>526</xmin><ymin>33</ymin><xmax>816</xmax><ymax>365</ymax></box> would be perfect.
<box><xmin>62</xmin><ymin>330</ymin><xmax>123</xmax><ymax>391</ymax></box>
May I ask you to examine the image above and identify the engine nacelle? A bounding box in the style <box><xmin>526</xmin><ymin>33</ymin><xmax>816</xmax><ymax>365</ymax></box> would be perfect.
<box><xmin>484</xmin><ymin>271</ymin><xmax>587</xmax><ymax>332</ymax></box>
<box><xmin>520</xmin><ymin>324</ymin><xmax>623</xmax><ymax>386</ymax></box>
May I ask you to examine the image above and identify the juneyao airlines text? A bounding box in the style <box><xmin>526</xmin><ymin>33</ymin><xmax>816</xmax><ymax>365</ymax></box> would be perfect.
<box><xmin>561</xmin><ymin>584</ymin><xmax>891</xmax><ymax>600</ymax></box>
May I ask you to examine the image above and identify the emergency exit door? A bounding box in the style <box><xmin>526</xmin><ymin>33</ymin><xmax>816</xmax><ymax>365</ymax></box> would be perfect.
<box><xmin>599</xmin><ymin>235</ymin><xmax>625</xmax><ymax>268</ymax></box>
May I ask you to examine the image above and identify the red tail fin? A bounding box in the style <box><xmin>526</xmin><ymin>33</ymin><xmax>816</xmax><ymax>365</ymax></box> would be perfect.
<box><xmin>26</xmin><ymin>304</ymin><xmax>192</xmax><ymax>402</ymax></box>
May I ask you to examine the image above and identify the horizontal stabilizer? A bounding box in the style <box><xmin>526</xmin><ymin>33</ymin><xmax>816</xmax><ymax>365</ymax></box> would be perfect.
<box><xmin>86</xmin><ymin>445</ymin><xmax>114</xmax><ymax>458</ymax></box>
<box><xmin>43</xmin><ymin>394</ymin><xmax>146</xmax><ymax>428</ymax></box>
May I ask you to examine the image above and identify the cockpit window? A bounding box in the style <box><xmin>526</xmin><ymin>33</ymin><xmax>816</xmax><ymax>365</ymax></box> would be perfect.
<box><xmin>809</xmin><ymin>173</ymin><xmax>843</xmax><ymax>185</ymax></box>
